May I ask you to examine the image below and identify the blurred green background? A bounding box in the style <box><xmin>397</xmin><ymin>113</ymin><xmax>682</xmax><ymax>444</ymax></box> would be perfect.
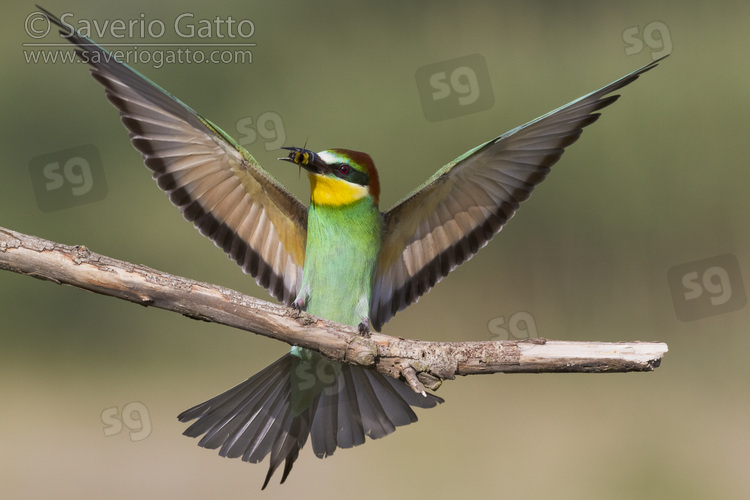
<box><xmin>2</xmin><ymin>1</ymin><xmax>749</xmax><ymax>498</ymax></box>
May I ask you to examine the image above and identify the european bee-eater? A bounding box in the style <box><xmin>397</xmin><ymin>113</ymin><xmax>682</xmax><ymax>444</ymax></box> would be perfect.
<box><xmin>40</xmin><ymin>7</ymin><xmax>665</xmax><ymax>489</ymax></box>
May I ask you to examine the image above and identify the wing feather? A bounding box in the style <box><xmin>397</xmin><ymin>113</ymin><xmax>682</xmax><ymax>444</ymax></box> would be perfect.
<box><xmin>42</xmin><ymin>8</ymin><xmax>306</xmax><ymax>305</ymax></box>
<box><xmin>371</xmin><ymin>56</ymin><xmax>667</xmax><ymax>330</ymax></box>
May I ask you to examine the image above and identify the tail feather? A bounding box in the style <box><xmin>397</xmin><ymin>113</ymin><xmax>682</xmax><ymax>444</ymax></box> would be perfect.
<box><xmin>178</xmin><ymin>355</ymin><xmax>290</xmax><ymax>429</ymax></box>
<box><xmin>266</xmin><ymin>405</ymin><xmax>310</xmax><ymax>488</ymax></box>
<box><xmin>178</xmin><ymin>352</ymin><xmax>443</xmax><ymax>488</ymax></box>
<box><xmin>350</xmin><ymin>366</ymin><xmax>398</xmax><ymax>439</ymax></box>
<box><xmin>362</xmin><ymin>368</ymin><xmax>422</xmax><ymax>427</ymax></box>
<box><xmin>382</xmin><ymin>370</ymin><xmax>444</xmax><ymax>409</ymax></box>
<box><xmin>332</xmin><ymin>364</ymin><xmax>366</xmax><ymax>450</ymax></box>
<box><xmin>309</xmin><ymin>378</ymin><xmax>339</xmax><ymax>458</ymax></box>
<box><xmin>222</xmin><ymin>378</ymin><xmax>288</xmax><ymax>460</ymax></box>
<box><xmin>190</xmin><ymin>363</ymin><xmax>288</xmax><ymax>457</ymax></box>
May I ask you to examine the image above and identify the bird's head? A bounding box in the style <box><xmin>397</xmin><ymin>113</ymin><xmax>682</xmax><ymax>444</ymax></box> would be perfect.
<box><xmin>280</xmin><ymin>147</ymin><xmax>380</xmax><ymax>207</ymax></box>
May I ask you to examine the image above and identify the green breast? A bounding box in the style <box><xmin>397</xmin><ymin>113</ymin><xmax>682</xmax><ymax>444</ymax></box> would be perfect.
<box><xmin>301</xmin><ymin>197</ymin><xmax>382</xmax><ymax>326</ymax></box>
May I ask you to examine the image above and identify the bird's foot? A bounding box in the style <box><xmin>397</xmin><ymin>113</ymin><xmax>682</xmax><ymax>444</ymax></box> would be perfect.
<box><xmin>358</xmin><ymin>318</ymin><xmax>371</xmax><ymax>338</ymax></box>
<box><xmin>293</xmin><ymin>296</ymin><xmax>305</xmax><ymax>312</ymax></box>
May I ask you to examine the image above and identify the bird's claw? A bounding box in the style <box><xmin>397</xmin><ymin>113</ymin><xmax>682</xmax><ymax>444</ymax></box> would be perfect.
<box><xmin>358</xmin><ymin>318</ymin><xmax>371</xmax><ymax>338</ymax></box>
<box><xmin>293</xmin><ymin>297</ymin><xmax>305</xmax><ymax>312</ymax></box>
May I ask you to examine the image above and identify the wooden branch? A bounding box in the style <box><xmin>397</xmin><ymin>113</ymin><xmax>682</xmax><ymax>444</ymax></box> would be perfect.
<box><xmin>0</xmin><ymin>226</ymin><xmax>668</xmax><ymax>393</ymax></box>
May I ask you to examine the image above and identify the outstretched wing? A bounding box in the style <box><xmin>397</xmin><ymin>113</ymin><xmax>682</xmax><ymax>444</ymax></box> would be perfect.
<box><xmin>370</xmin><ymin>56</ymin><xmax>667</xmax><ymax>330</ymax></box>
<box><xmin>42</xmin><ymin>8</ymin><xmax>307</xmax><ymax>304</ymax></box>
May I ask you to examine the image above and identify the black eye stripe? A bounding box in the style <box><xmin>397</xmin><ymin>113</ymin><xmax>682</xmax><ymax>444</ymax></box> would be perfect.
<box><xmin>333</xmin><ymin>163</ymin><xmax>369</xmax><ymax>186</ymax></box>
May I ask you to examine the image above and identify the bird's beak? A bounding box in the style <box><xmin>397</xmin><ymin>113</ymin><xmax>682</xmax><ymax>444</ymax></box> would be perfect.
<box><xmin>278</xmin><ymin>147</ymin><xmax>330</xmax><ymax>175</ymax></box>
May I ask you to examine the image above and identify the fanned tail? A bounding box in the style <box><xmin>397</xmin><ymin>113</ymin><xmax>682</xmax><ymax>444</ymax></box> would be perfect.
<box><xmin>178</xmin><ymin>352</ymin><xmax>443</xmax><ymax>488</ymax></box>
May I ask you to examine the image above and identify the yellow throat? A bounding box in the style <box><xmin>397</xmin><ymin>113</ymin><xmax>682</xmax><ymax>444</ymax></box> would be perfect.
<box><xmin>308</xmin><ymin>173</ymin><xmax>370</xmax><ymax>207</ymax></box>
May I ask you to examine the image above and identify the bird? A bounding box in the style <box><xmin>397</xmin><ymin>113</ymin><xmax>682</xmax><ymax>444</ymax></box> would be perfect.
<box><xmin>39</xmin><ymin>6</ymin><xmax>666</xmax><ymax>489</ymax></box>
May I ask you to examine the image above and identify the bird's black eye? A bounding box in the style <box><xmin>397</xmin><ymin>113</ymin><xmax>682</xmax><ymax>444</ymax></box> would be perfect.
<box><xmin>338</xmin><ymin>164</ymin><xmax>350</xmax><ymax>175</ymax></box>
